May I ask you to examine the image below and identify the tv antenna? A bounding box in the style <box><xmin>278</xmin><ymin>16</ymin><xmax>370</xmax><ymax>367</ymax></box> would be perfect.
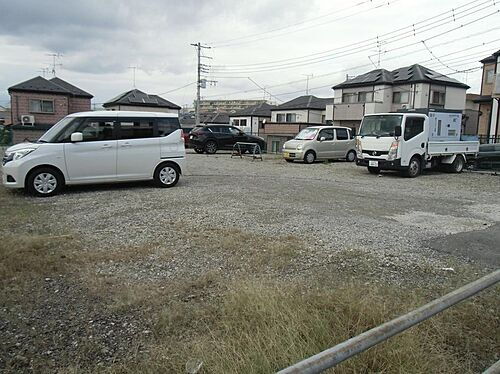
<box><xmin>46</xmin><ymin>53</ymin><xmax>63</xmax><ymax>76</ymax></box>
<box><xmin>128</xmin><ymin>65</ymin><xmax>140</xmax><ymax>88</ymax></box>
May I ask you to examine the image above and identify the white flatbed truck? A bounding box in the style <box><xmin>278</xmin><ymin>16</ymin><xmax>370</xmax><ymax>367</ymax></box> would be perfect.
<box><xmin>355</xmin><ymin>111</ymin><xmax>479</xmax><ymax>177</ymax></box>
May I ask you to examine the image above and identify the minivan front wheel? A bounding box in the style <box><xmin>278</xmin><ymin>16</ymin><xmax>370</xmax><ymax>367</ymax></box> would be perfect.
<box><xmin>154</xmin><ymin>163</ymin><xmax>180</xmax><ymax>188</ymax></box>
<box><xmin>26</xmin><ymin>167</ymin><xmax>64</xmax><ymax>197</ymax></box>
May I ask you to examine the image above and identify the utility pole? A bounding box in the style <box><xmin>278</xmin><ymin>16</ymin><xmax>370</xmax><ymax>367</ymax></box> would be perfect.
<box><xmin>46</xmin><ymin>53</ymin><xmax>63</xmax><ymax>77</ymax></box>
<box><xmin>302</xmin><ymin>74</ymin><xmax>313</xmax><ymax>95</ymax></box>
<box><xmin>191</xmin><ymin>42</ymin><xmax>213</xmax><ymax>126</ymax></box>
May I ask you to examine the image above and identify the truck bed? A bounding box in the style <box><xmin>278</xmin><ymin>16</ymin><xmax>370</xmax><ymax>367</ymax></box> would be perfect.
<box><xmin>428</xmin><ymin>141</ymin><xmax>479</xmax><ymax>155</ymax></box>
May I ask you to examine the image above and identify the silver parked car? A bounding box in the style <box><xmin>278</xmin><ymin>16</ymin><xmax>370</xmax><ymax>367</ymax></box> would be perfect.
<box><xmin>282</xmin><ymin>126</ymin><xmax>357</xmax><ymax>164</ymax></box>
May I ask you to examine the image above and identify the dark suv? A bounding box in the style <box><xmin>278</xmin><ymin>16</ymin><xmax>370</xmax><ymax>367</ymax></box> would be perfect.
<box><xmin>189</xmin><ymin>125</ymin><xmax>266</xmax><ymax>154</ymax></box>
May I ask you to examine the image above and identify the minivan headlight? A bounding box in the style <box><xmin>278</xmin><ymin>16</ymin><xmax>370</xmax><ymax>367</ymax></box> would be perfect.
<box><xmin>7</xmin><ymin>148</ymin><xmax>36</xmax><ymax>162</ymax></box>
<box><xmin>296</xmin><ymin>144</ymin><xmax>303</xmax><ymax>150</ymax></box>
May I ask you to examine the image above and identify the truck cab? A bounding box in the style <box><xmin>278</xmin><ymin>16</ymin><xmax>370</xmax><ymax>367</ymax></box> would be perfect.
<box><xmin>356</xmin><ymin>112</ymin><xmax>479</xmax><ymax>177</ymax></box>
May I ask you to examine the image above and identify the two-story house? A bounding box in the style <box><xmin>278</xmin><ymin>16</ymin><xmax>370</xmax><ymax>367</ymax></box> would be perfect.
<box><xmin>103</xmin><ymin>89</ymin><xmax>181</xmax><ymax>114</ymax></box>
<box><xmin>261</xmin><ymin>95</ymin><xmax>333</xmax><ymax>152</ymax></box>
<box><xmin>8</xmin><ymin>76</ymin><xmax>93</xmax><ymax>143</ymax></box>
<box><xmin>474</xmin><ymin>50</ymin><xmax>500</xmax><ymax>142</ymax></box>
<box><xmin>229</xmin><ymin>102</ymin><xmax>277</xmax><ymax>135</ymax></box>
<box><xmin>331</xmin><ymin>64</ymin><xmax>469</xmax><ymax>133</ymax></box>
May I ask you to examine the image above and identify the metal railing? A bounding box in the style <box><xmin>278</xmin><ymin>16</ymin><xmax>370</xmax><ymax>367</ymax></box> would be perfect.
<box><xmin>277</xmin><ymin>269</ymin><xmax>500</xmax><ymax>374</ymax></box>
<box><xmin>478</xmin><ymin>135</ymin><xmax>500</xmax><ymax>144</ymax></box>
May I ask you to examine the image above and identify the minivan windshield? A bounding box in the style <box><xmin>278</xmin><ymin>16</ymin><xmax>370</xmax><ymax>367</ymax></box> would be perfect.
<box><xmin>295</xmin><ymin>128</ymin><xmax>318</xmax><ymax>140</ymax></box>
<box><xmin>359</xmin><ymin>115</ymin><xmax>402</xmax><ymax>137</ymax></box>
<box><xmin>38</xmin><ymin>117</ymin><xmax>77</xmax><ymax>143</ymax></box>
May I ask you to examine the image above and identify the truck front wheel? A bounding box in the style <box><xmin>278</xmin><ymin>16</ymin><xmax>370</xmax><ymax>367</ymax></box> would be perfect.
<box><xmin>405</xmin><ymin>156</ymin><xmax>421</xmax><ymax>178</ymax></box>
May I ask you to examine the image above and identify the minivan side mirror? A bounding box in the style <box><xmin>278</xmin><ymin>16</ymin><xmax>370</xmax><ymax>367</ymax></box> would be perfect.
<box><xmin>319</xmin><ymin>136</ymin><xmax>326</xmax><ymax>142</ymax></box>
<box><xmin>71</xmin><ymin>132</ymin><xmax>83</xmax><ymax>142</ymax></box>
<box><xmin>394</xmin><ymin>126</ymin><xmax>402</xmax><ymax>137</ymax></box>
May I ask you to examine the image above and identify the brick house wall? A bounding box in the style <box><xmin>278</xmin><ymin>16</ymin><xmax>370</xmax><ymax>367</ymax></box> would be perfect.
<box><xmin>12</xmin><ymin>128</ymin><xmax>46</xmax><ymax>144</ymax></box>
<box><xmin>69</xmin><ymin>97</ymin><xmax>91</xmax><ymax>113</ymax></box>
<box><xmin>10</xmin><ymin>92</ymin><xmax>91</xmax><ymax>125</ymax></box>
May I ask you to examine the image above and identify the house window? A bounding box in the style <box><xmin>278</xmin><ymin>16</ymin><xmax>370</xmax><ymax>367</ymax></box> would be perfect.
<box><xmin>430</xmin><ymin>91</ymin><xmax>445</xmax><ymax>106</ymax></box>
<box><xmin>240</xmin><ymin>119</ymin><xmax>247</xmax><ymax>126</ymax></box>
<box><xmin>233</xmin><ymin>119</ymin><xmax>240</xmax><ymax>126</ymax></box>
<box><xmin>277</xmin><ymin>113</ymin><xmax>286</xmax><ymax>122</ymax></box>
<box><xmin>392</xmin><ymin>92</ymin><xmax>409</xmax><ymax>104</ymax></box>
<box><xmin>286</xmin><ymin>113</ymin><xmax>296</xmax><ymax>122</ymax></box>
<box><xmin>342</xmin><ymin>93</ymin><xmax>357</xmax><ymax>103</ymax></box>
<box><xmin>358</xmin><ymin>91</ymin><xmax>373</xmax><ymax>102</ymax></box>
<box><xmin>29</xmin><ymin>99</ymin><xmax>54</xmax><ymax>113</ymax></box>
<box><xmin>486</xmin><ymin>70</ymin><xmax>495</xmax><ymax>84</ymax></box>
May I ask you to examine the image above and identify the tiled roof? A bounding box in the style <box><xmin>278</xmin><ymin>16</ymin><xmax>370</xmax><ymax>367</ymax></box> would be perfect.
<box><xmin>49</xmin><ymin>77</ymin><xmax>93</xmax><ymax>98</ymax></box>
<box><xmin>333</xmin><ymin>64</ymin><xmax>469</xmax><ymax>90</ymax></box>
<box><xmin>8</xmin><ymin>76</ymin><xmax>93</xmax><ymax>98</ymax></box>
<box><xmin>103</xmin><ymin>89</ymin><xmax>181</xmax><ymax>109</ymax></box>
<box><xmin>231</xmin><ymin>102</ymin><xmax>277</xmax><ymax>117</ymax></box>
<box><xmin>480</xmin><ymin>50</ymin><xmax>500</xmax><ymax>64</ymax></box>
<box><xmin>275</xmin><ymin>95</ymin><xmax>333</xmax><ymax>110</ymax></box>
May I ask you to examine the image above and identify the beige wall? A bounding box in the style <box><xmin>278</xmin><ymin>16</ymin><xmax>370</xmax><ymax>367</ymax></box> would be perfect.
<box><xmin>477</xmin><ymin>103</ymin><xmax>491</xmax><ymax>136</ymax></box>
<box><xmin>481</xmin><ymin>62</ymin><xmax>496</xmax><ymax>96</ymax></box>
<box><xmin>444</xmin><ymin>86</ymin><xmax>466</xmax><ymax>110</ymax></box>
<box><xmin>271</xmin><ymin>109</ymin><xmax>308</xmax><ymax>122</ymax></box>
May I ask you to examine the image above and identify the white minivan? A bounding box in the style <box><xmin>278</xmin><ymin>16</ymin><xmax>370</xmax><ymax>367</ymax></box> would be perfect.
<box><xmin>1</xmin><ymin>111</ymin><xmax>186</xmax><ymax>197</ymax></box>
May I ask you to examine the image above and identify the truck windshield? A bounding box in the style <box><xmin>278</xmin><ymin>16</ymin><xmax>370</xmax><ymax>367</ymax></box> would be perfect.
<box><xmin>38</xmin><ymin>117</ymin><xmax>77</xmax><ymax>143</ymax></box>
<box><xmin>359</xmin><ymin>115</ymin><xmax>402</xmax><ymax>137</ymax></box>
<box><xmin>295</xmin><ymin>128</ymin><xmax>318</xmax><ymax>140</ymax></box>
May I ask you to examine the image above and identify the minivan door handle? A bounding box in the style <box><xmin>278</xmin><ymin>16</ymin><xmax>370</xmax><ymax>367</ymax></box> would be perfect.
<box><xmin>120</xmin><ymin>142</ymin><xmax>131</xmax><ymax>147</ymax></box>
<box><xmin>102</xmin><ymin>144</ymin><xmax>113</xmax><ymax>149</ymax></box>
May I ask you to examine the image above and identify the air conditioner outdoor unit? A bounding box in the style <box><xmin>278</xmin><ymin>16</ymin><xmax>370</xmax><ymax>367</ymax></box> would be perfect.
<box><xmin>493</xmin><ymin>73</ymin><xmax>500</xmax><ymax>99</ymax></box>
<box><xmin>21</xmin><ymin>115</ymin><xmax>35</xmax><ymax>126</ymax></box>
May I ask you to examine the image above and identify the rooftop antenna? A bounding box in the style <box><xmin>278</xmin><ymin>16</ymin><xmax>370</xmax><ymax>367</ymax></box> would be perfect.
<box><xmin>46</xmin><ymin>53</ymin><xmax>63</xmax><ymax>77</ymax></box>
<box><xmin>128</xmin><ymin>65</ymin><xmax>140</xmax><ymax>88</ymax></box>
<box><xmin>38</xmin><ymin>67</ymin><xmax>50</xmax><ymax>78</ymax></box>
<box><xmin>302</xmin><ymin>74</ymin><xmax>313</xmax><ymax>95</ymax></box>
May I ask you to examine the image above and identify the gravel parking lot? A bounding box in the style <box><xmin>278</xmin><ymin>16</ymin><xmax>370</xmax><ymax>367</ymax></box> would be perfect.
<box><xmin>49</xmin><ymin>151</ymin><xmax>500</xmax><ymax>278</ymax></box>
<box><xmin>1</xmin><ymin>151</ymin><xmax>499</xmax><ymax>372</ymax></box>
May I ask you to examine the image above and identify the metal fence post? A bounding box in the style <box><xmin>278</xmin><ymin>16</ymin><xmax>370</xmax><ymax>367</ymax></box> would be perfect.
<box><xmin>277</xmin><ymin>270</ymin><xmax>500</xmax><ymax>374</ymax></box>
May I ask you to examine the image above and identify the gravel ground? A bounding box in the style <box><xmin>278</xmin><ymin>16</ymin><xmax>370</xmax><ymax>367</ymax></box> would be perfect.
<box><xmin>48</xmin><ymin>151</ymin><xmax>500</xmax><ymax>276</ymax></box>
<box><xmin>2</xmin><ymin>150</ymin><xmax>499</xmax><ymax>371</ymax></box>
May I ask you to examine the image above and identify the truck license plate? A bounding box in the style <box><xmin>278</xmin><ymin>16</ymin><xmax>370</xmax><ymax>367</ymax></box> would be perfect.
<box><xmin>369</xmin><ymin>160</ymin><xmax>379</xmax><ymax>167</ymax></box>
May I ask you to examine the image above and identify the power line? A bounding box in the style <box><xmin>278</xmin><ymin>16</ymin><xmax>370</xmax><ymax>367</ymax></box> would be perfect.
<box><xmin>212</xmin><ymin>0</ymin><xmax>402</xmax><ymax>48</ymax></box>
<box><xmin>240</xmin><ymin>64</ymin><xmax>482</xmax><ymax>102</ymax></box>
<box><xmin>203</xmin><ymin>34</ymin><xmax>500</xmax><ymax>99</ymax></box>
<box><xmin>156</xmin><ymin>82</ymin><xmax>196</xmax><ymax>96</ymax></box>
<box><xmin>210</xmin><ymin>2</ymin><xmax>498</xmax><ymax>74</ymax></box>
<box><xmin>211</xmin><ymin>0</ymin><xmax>489</xmax><ymax>69</ymax></box>
<box><xmin>206</xmin><ymin>50</ymin><xmax>487</xmax><ymax>102</ymax></box>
